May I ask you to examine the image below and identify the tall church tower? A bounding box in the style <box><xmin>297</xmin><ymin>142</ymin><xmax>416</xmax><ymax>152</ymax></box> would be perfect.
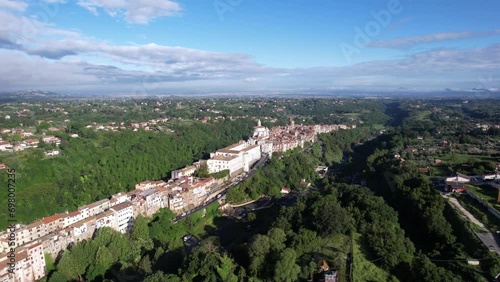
<box><xmin>289</xmin><ymin>116</ymin><xmax>295</xmax><ymax>126</ymax></box>
<box><xmin>257</xmin><ymin>119</ymin><xmax>261</xmax><ymax>127</ymax></box>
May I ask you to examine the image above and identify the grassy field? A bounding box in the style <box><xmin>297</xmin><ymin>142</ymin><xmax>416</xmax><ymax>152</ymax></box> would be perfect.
<box><xmin>415</xmin><ymin>110</ymin><xmax>432</xmax><ymax>121</ymax></box>
<box><xmin>342</xmin><ymin>113</ymin><xmax>361</xmax><ymax>117</ymax></box>
<box><xmin>431</xmin><ymin>165</ymin><xmax>453</xmax><ymax>178</ymax></box>
<box><xmin>370</xmin><ymin>124</ymin><xmax>385</xmax><ymax>130</ymax></box>
<box><xmin>466</xmin><ymin>184</ymin><xmax>500</xmax><ymax>209</ymax></box>
<box><xmin>440</xmin><ymin>153</ymin><xmax>497</xmax><ymax>165</ymax></box>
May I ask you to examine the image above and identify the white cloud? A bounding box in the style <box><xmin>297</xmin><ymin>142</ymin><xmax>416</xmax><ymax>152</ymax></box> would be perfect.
<box><xmin>0</xmin><ymin>9</ymin><xmax>498</xmax><ymax>93</ymax></box>
<box><xmin>368</xmin><ymin>30</ymin><xmax>500</xmax><ymax>49</ymax></box>
<box><xmin>76</xmin><ymin>0</ymin><xmax>181</xmax><ymax>24</ymax></box>
<box><xmin>0</xmin><ymin>0</ymin><xmax>27</xmax><ymax>12</ymax></box>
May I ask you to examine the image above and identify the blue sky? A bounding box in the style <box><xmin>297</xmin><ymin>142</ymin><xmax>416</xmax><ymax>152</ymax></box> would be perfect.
<box><xmin>0</xmin><ymin>0</ymin><xmax>499</xmax><ymax>94</ymax></box>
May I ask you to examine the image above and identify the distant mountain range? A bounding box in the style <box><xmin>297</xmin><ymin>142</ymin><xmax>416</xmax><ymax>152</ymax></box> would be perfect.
<box><xmin>0</xmin><ymin>89</ymin><xmax>70</xmax><ymax>101</ymax></box>
<box><xmin>0</xmin><ymin>88</ymin><xmax>498</xmax><ymax>101</ymax></box>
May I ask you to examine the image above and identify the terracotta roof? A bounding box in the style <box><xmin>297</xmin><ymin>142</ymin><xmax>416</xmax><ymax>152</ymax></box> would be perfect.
<box><xmin>67</xmin><ymin>210</ymin><xmax>81</xmax><ymax>217</ymax></box>
<box><xmin>211</xmin><ymin>155</ymin><xmax>238</xmax><ymax>161</ymax></box>
<box><xmin>156</xmin><ymin>186</ymin><xmax>169</xmax><ymax>193</ymax></box>
<box><xmin>96</xmin><ymin>210</ymin><xmax>114</xmax><ymax>219</ymax></box>
<box><xmin>27</xmin><ymin>241</ymin><xmax>43</xmax><ymax>250</ymax></box>
<box><xmin>16</xmin><ymin>250</ymin><xmax>28</xmax><ymax>262</ymax></box>
<box><xmin>41</xmin><ymin>214</ymin><xmax>62</xmax><ymax>224</ymax></box>
<box><xmin>79</xmin><ymin>199</ymin><xmax>109</xmax><ymax>210</ymax></box>
<box><xmin>26</xmin><ymin>220</ymin><xmax>44</xmax><ymax>229</ymax></box>
<box><xmin>110</xmin><ymin>201</ymin><xmax>133</xmax><ymax>212</ymax></box>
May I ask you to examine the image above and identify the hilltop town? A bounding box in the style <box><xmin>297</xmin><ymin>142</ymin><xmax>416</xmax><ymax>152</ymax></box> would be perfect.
<box><xmin>0</xmin><ymin>119</ymin><xmax>353</xmax><ymax>281</ymax></box>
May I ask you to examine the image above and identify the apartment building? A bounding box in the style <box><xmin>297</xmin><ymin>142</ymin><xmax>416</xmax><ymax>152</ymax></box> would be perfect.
<box><xmin>63</xmin><ymin>211</ymin><xmax>84</xmax><ymax>228</ymax></box>
<box><xmin>110</xmin><ymin>192</ymin><xmax>129</xmax><ymax>207</ymax></box>
<box><xmin>171</xmin><ymin>163</ymin><xmax>199</xmax><ymax>180</ymax></box>
<box><xmin>15</xmin><ymin>221</ymin><xmax>47</xmax><ymax>247</ymax></box>
<box><xmin>0</xmin><ymin>242</ymin><xmax>45</xmax><ymax>282</ymax></box>
<box><xmin>78</xmin><ymin>199</ymin><xmax>110</xmax><ymax>218</ymax></box>
<box><xmin>135</xmin><ymin>180</ymin><xmax>167</xmax><ymax>191</ymax></box>
<box><xmin>207</xmin><ymin>141</ymin><xmax>261</xmax><ymax>176</ymax></box>
<box><xmin>41</xmin><ymin>214</ymin><xmax>64</xmax><ymax>234</ymax></box>
<box><xmin>110</xmin><ymin>202</ymin><xmax>135</xmax><ymax>234</ymax></box>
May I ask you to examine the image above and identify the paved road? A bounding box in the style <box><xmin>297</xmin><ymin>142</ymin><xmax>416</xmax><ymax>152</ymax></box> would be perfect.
<box><xmin>444</xmin><ymin>195</ymin><xmax>500</xmax><ymax>255</ymax></box>
<box><xmin>476</xmin><ymin>232</ymin><xmax>500</xmax><ymax>254</ymax></box>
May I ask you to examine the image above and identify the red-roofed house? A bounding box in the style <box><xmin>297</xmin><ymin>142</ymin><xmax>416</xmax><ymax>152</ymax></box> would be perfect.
<box><xmin>63</xmin><ymin>211</ymin><xmax>83</xmax><ymax>228</ymax></box>
<box><xmin>41</xmin><ymin>214</ymin><xmax>64</xmax><ymax>233</ymax></box>
<box><xmin>0</xmin><ymin>141</ymin><xmax>12</xmax><ymax>151</ymax></box>
<box><xmin>280</xmin><ymin>187</ymin><xmax>291</xmax><ymax>194</ymax></box>
<box><xmin>24</xmin><ymin>139</ymin><xmax>39</xmax><ymax>148</ymax></box>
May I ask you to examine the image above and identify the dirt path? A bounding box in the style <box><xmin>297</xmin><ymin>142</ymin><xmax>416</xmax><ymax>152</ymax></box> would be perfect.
<box><xmin>447</xmin><ymin>196</ymin><xmax>486</xmax><ymax>228</ymax></box>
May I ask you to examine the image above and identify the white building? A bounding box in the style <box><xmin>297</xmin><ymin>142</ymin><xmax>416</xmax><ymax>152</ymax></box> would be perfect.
<box><xmin>96</xmin><ymin>210</ymin><xmax>117</xmax><ymax>230</ymax></box>
<box><xmin>247</xmin><ymin>119</ymin><xmax>274</xmax><ymax>156</ymax></box>
<box><xmin>445</xmin><ymin>173</ymin><xmax>470</xmax><ymax>183</ymax></box>
<box><xmin>171</xmin><ymin>164</ymin><xmax>198</xmax><ymax>180</ymax></box>
<box><xmin>207</xmin><ymin>141</ymin><xmax>261</xmax><ymax>176</ymax></box>
<box><xmin>63</xmin><ymin>211</ymin><xmax>84</xmax><ymax>228</ymax></box>
<box><xmin>110</xmin><ymin>192</ymin><xmax>129</xmax><ymax>207</ymax></box>
<box><xmin>44</xmin><ymin>150</ymin><xmax>60</xmax><ymax>157</ymax></box>
<box><xmin>110</xmin><ymin>201</ymin><xmax>134</xmax><ymax>234</ymax></box>
<box><xmin>0</xmin><ymin>142</ymin><xmax>12</xmax><ymax>151</ymax></box>
<box><xmin>78</xmin><ymin>199</ymin><xmax>110</xmax><ymax>218</ymax></box>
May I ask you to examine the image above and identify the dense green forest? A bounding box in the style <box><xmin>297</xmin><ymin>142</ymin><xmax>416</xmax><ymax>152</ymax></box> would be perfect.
<box><xmin>4</xmin><ymin>98</ymin><xmax>500</xmax><ymax>281</ymax></box>
<box><xmin>0</xmin><ymin>119</ymin><xmax>253</xmax><ymax>228</ymax></box>
<box><xmin>346</xmin><ymin>132</ymin><xmax>500</xmax><ymax>280</ymax></box>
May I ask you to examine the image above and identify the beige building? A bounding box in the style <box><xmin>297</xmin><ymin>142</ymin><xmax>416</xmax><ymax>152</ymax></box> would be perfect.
<box><xmin>15</xmin><ymin>221</ymin><xmax>47</xmax><ymax>247</ymax></box>
<box><xmin>41</xmin><ymin>214</ymin><xmax>64</xmax><ymax>234</ymax></box>
<box><xmin>0</xmin><ymin>241</ymin><xmax>45</xmax><ymax>282</ymax></box>
<box><xmin>171</xmin><ymin>163</ymin><xmax>199</xmax><ymax>180</ymax></box>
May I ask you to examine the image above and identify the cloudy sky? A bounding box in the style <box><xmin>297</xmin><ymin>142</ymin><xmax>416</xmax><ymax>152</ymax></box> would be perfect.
<box><xmin>0</xmin><ymin>0</ymin><xmax>499</xmax><ymax>95</ymax></box>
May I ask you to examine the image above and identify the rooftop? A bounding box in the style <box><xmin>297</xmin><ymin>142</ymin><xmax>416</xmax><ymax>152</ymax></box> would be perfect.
<box><xmin>210</xmin><ymin>155</ymin><xmax>239</xmax><ymax>161</ymax></box>
<box><xmin>41</xmin><ymin>214</ymin><xmax>62</xmax><ymax>224</ymax></box>
<box><xmin>110</xmin><ymin>201</ymin><xmax>133</xmax><ymax>212</ymax></box>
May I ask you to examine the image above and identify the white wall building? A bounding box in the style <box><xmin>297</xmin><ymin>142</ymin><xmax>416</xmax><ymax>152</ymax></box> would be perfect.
<box><xmin>110</xmin><ymin>202</ymin><xmax>134</xmax><ymax>234</ymax></box>
<box><xmin>207</xmin><ymin>141</ymin><xmax>261</xmax><ymax>176</ymax></box>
